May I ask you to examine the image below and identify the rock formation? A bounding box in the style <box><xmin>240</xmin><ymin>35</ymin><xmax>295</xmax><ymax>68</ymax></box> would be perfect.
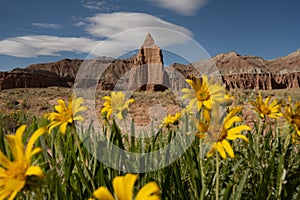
<box><xmin>0</xmin><ymin>33</ymin><xmax>299</xmax><ymax>91</ymax></box>
<box><xmin>0</xmin><ymin>68</ymin><xmax>70</xmax><ymax>90</ymax></box>
<box><xmin>169</xmin><ymin>50</ymin><xmax>300</xmax><ymax>90</ymax></box>
<box><xmin>127</xmin><ymin>33</ymin><xmax>170</xmax><ymax>91</ymax></box>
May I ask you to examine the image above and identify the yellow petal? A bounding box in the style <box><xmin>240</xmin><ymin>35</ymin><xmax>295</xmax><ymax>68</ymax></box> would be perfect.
<box><xmin>268</xmin><ymin>99</ymin><xmax>279</xmax><ymax>109</ymax></box>
<box><xmin>216</xmin><ymin>142</ymin><xmax>227</xmax><ymax>159</ymax></box>
<box><xmin>5</xmin><ymin>179</ymin><xmax>25</xmax><ymax>195</ymax></box>
<box><xmin>224</xmin><ymin>116</ymin><xmax>242</xmax><ymax>129</ymax></box>
<box><xmin>227</xmin><ymin>134</ymin><xmax>249</xmax><ymax>142</ymax></box>
<box><xmin>185</xmin><ymin>79</ymin><xmax>194</xmax><ymax>86</ymax></box>
<box><xmin>16</xmin><ymin>125</ymin><xmax>27</xmax><ymax>142</ymax></box>
<box><xmin>55</xmin><ymin>104</ymin><xmax>65</xmax><ymax>113</ymax></box>
<box><xmin>0</xmin><ymin>151</ymin><xmax>11</xmax><ymax>169</ymax></box>
<box><xmin>25</xmin><ymin>166</ymin><xmax>43</xmax><ymax>177</ymax></box>
<box><xmin>93</xmin><ymin>187</ymin><xmax>114</xmax><ymax>200</ymax></box>
<box><xmin>30</xmin><ymin>147</ymin><xmax>42</xmax><ymax>157</ymax></box>
<box><xmin>203</xmin><ymin>100</ymin><xmax>212</xmax><ymax>110</ymax></box>
<box><xmin>102</xmin><ymin>96</ymin><xmax>112</xmax><ymax>102</ymax></box>
<box><xmin>227</xmin><ymin>125</ymin><xmax>251</xmax><ymax>135</ymax></box>
<box><xmin>111</xmin><ymin>174</ymin><xmax>138</xmax><ymax>200</ymax></box>
<box><xmin>6</xmin><ymin>135</ymin><xmax>24</xmax><ymax>163</ymax></box>
<box><xmin>203</xmin><ymin>108</ymin><xmax>211</xmax><ymax>122</ymax></box>
<box><xmin>0</xmin><ymin>190</ymin><xmax>11</xmax><ymax>200</ymax></box>
<box><xmin>206</xmin><ymin>145</ymin><xmax>216</xmax><ymax>157</ymax></box>
<box><xmin>113</xmin><ymin>176</ymin><xmax>125</xmax><ymax>200</ymax></box>
<box><xmin>60</xmin><ymin>122</ymin><xmax>69</xmax><ymax>135</ymax></box>
<box><xmin>124</xmin><ymin>174</ymin><xmax>138</xmax><ymax>200</ymax></box>
<box><xmin>136</xmin><ymin>182</ymin><xmax>161</xmax><ymax>200</ymax></box>
<box><xmin>181</xmin><ymin>88</ymin><xmax>193</xmax><ymax>94</ymax></box>
<box><xmin>221</xmin><ymin>140</ymin><xmax>234</xmax><ymax>158</ymax></box>
<box><xmin>264</xmin><ymin>96</ymin><xmax>271</xmax><ymax>106</ymax></box>
<box><xmin>25</xmin><ymin>127</ymin><xmax>46</xmax><ymax>161</ymax></box>
<box><xmin>116</xmin><ymin>112</ymin><xmax>123</xmax><ymax>120</ymax></box>
<box><xmin>48</xmin><ymin>121</ymin><xmax>62</xmax><ymax>133</ymax></box>
<box><xmin>73</xmin><ymin>116</ymin><xmax>85</xmax><ymax>122</ymax></box>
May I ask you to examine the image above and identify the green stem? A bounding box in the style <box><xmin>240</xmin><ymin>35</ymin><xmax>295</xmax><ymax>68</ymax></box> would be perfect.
<box><xmin>256</xmin><ymin>119</ymin><xmax>265</xmax><ymax>156</ymax></box>
<box><xmin>199</xmin><ymin>139</ymin><xmax>206</xmax><ymax>198</ymax></box>
<box><xmin>216</xmin><ymin>152</ymin><xmax>220</xmax><ymax>200</ymax></box>
<box><xmin>72</xmin><ymin>124</ymin><xmax>96</xmax><ymax>191</ymax></box>
<box><xmin>277</xmin><ymin>133</ymin><xmax>291</xmax><ymax>197</ymax></box>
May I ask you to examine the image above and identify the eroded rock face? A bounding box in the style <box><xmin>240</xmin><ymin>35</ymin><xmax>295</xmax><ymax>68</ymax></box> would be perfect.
<box><xmin>97</xmin><ymin>58</ymin><xmax>133</xmax><ymax>90</ymax></box>
<box><xmin>27</xmin><ymin>58</ymin><xmax>82</xmax><ymax>79</ymax></box>
<box><xmin>0</xmin><ymin>35</ymin><xmax>299</xmax><ymax>91</ymax></box>
<box><xmin>127</xmin><ymin>33</ymin><xmax>170</xmax><ymax>92</ymax></box>
<box><xmin>169</xmin><ymin>50</ymin><xmax>300</xmax><ymax>90</ymax></box>
<box><xmin>215</xmin><ymin>51</ymin><xmax>300</xmax><ymax>90</ymax></box>
<box><xmin>0</xmin><ymin>68</ymin><xmax>71</xmax><ymax>90</ymax></box>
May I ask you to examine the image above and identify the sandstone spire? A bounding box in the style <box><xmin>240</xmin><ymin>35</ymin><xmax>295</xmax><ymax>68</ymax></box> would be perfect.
<box><xmin>127</xmin><ymin>33</ymin><xmax>170</xmax><ymax>91</ymax></box>
<box><xmin>143</xmin><ymin>33</ymin><xmax>155</xmax><ymax>47</ymax></box>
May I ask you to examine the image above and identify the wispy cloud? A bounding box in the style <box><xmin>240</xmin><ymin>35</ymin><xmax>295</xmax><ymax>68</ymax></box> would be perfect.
<box><xmin>149</xmin><ymin>0</ymin><xmax>207</xmax><ymax>16</ymax></box>
<box><xmin>0</xmin><ymin>12</ymin><xmax>193</xmax><ymax>59</ymax></box>
<box><xmin>85</xmin><ymin>12</ymin><xmax>193</xmax><ymax>57</ymax></box>
<box><xmin>0</xmin><ymin>36</ymin><xmax>97</xmax><ymax>58</ymax></box>
<box><xmin>82</xmin><ymin>0</ymin><xmax>120</xmax><ymax>12</ymax></box>
<box><xmin>31</xmin><ymin>22</ymin><xmax>62</xmax><ymax>29</ymax></box>
<box><xmin>73</xmin><ymin>21</ymin><xmax>86</xmax><ymax>27</ymax></box>
<box><xmin>87</xmin><ymin>12</ymin><xmax>192</xmax><ymax>38</ymax></box>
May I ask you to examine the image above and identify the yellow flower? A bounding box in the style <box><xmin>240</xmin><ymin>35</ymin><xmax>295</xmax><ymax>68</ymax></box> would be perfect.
<box><xmin>45</xmin><ymin>95</ymin><xmax>87</xmax><ymax>134</ymax></box>
<box><xmin>282</xmin><ymin>96</ymin><xmax>300</xmax><ymax>136</ymax></box>
<box><xmin>161</xmin><ymin>112</ymin><xmax>181</xmax><ymax>128</ymax></box>
<box><xmin>195</xmin><ymin>120</ymin><xmax>209</xmax><ymax>139</ymax></box>
<box><xmin>90</xmin><ymin>173</ymin><xmax>160</xmax><ymax>200</ymax></box>
<box><xmin>182</xmin><ymin>75</ymin><xmax>225</xmax><ymax>111</ymax></box>
<box><xmin>250</xmin><ymin>92</ymin><xmax>282</xmax><ymax>119</ymax></box>
<box><xmin>101</xmin><ymin>91</ymin><xmax>134</xmax><ymax>120</ymax></box>
<box><xmin>0</xmin><ymin>125</ymin><xmax>45</xmax><ymax>200</ymax></box>
<box><xmin>206</xmin><ymin>107</ymin><xmax>251</xmax><ymax>159</ymax></box>
<box><xmin>224</xmin><ymin>92</ymin><xmax>236</xmax><ymax>105</ymax></box>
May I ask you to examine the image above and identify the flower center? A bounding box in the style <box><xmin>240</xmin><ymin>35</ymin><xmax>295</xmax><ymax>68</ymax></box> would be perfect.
<box><xmin>63</xmin><ymin>111</ymin><xmax>73</xmax><ymax>122</ymax></box>
<box><xmin>196</xmin><ymin>90</ymin><xmax>210</xmax><ymax>102</ymax></box>
<box><xmin>217</xmin><ymin>128</ymin><xmax>228</xmax><ymax>142</ymax></box>
<box><xmin>8</xmin><ymin>161</ymin><xmax>28</xmax><ymax>181</ymax></box>
<box><xmin>292</xmin><ymin>114</ymin><xmax>300</xmax><ymax>129</ymax></box>
<box><xmin>260</xmin><ymin>105</ymin><xmax>270</xmax><ymax>116</ymax></box>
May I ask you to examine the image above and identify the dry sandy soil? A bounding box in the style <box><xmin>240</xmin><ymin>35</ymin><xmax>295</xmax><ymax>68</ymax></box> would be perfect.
<box><xmin>1</xmin><ymin>87</ymin><xmax>300</xmax><ymax>128</ymax></box>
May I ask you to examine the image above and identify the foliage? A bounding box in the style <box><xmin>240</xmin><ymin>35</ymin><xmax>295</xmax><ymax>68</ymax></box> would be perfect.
<box><xmin>1</xmin><ymin>90</ymin><xmax>300</xmax><ymax>199</ymax></box>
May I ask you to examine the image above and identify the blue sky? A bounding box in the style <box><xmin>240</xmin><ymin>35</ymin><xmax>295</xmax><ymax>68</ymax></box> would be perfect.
<box><xmin>0</xmin><ymin>0</ymin><xmax>299</xmax><ymax>71</ymax></box>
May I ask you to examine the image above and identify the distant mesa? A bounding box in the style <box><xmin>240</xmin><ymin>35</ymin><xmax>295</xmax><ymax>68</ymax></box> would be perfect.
<box><xmin>0</xmin><ymin>34</ymin><xmax>300</xmax><ymax>91</ymax></box>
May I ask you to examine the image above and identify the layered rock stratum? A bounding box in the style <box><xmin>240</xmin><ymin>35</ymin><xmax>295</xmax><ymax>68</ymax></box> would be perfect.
<box><xmin>0</xmin><ymin>34</ymin><xmax>300</xmax><ymax>91</ymax></box>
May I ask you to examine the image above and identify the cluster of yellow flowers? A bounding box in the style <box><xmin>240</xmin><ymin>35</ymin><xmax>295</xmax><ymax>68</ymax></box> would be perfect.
<box><xmin>249</xmin><ymin>92</ymin><xmax>300</xmax><ymax>143</ymax></box>
<box><xmin>3</xmin><ymin>74</ymin><xmax>300</xmax><ymax>199</ymax></box>
<box><xmin>0</xmin><ymin>95</ymin><xmax>88</xmax><ymax>199</ymax></box>
<box><xmin>180</xmin><ymin>75</ymin><xmax>252</xmax><ymax>159</ymax></box>
<box><xmin>0</xmin><ymin>93</ymin><xmax>161</xmax><ymax>200</ymax></box>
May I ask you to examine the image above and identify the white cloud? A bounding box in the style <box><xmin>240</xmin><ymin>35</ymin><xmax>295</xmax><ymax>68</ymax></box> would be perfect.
<box><xmin>0</xmin><ymin>36</ymin><xmax>97</xmax><ymax>58</ymax></box>
<box><xmin>150</xmin><ymin>0</ymin><xmax>207</xmax><ymax>16</ymax></box>
<box><xmin>31</xmin><ymin>23</ymin><xmax>62</xmax><ymax>29</ymax></box>
<box><xmin>87</xmin><ymin>12</ymin><xmax>192</xmax><ymax>38</ymax></box>
<box><xmin>73</xmin><ymin>21</ymin><xmax>86</xmax><ymax>27</ymax></box>
<box><xmin>82</xmin><ymin>0</ymin><xmax>120</xmax><ymax>11</ymax></box>
<box><xmin>85</xmin><ymin>12</ymin><xmax>194</xmax><ymax>58</ymax></box>
<box><xmin>0</xmin><ymin>12</ymin><xmax>194</xmax><ymax>59</ymax></box>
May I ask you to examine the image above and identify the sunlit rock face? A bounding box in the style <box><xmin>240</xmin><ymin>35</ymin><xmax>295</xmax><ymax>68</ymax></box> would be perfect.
<box><xmin>128</xmin><ymin>33</ymin><xmax>170</xmax><ymax>92</ymax></box>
